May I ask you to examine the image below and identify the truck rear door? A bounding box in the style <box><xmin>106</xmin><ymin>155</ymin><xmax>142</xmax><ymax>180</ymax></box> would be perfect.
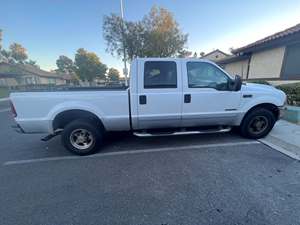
<box><xmin>136</xmin><ymin>59</ymin><xmax>183</xmax><ymax>129</ymax></box>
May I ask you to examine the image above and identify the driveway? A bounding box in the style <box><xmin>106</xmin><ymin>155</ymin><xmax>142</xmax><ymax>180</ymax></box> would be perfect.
<box><xmin>0</xmin><ymin>109</ymin><xmax>300</xmax><ymax>225</ymax></box>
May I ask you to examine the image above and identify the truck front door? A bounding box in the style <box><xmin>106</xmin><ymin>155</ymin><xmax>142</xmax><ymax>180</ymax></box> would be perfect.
<box><xmin>181</xmin><ymin>61</ymin><xmax>241</xmax><ymax>127</ymax></box>
<box><xmin>137</xmin><ymin>60</ymin><xmax>183</xmax><ymax>129</ymax></box>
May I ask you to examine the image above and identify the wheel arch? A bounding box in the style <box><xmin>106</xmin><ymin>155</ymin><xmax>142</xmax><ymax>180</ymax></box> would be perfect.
<box><xmin>52</xmin><ymin>109</ymin><xmax>105</xmax><ymax>132</ymax></box>
<box><xmin>241</xmin><ymin>103</ymin><xmax>279</xmax><ymax>125</ymax></box>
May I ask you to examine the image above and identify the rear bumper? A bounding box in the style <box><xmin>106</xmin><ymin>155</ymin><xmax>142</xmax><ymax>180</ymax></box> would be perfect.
<box><xmin>14</xmin><ymin>118</ymin><xmax>52</xmax><ymax>134</ymax></box>
<box><xmin>12</xmin><ymin>124</ymin><xmax>25</xmax><ymax>134</ymax></box>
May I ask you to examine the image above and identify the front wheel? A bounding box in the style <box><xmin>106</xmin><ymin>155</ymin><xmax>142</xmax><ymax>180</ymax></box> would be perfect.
<box><xmin>240</xmin><ymin>108</ymin><xmax>276</xmax><ymax>139</ymax></box>
<box><xmin>61</xmin><ymin>119</ymin><xmax>103</xmax><ymax>155</ymax></box>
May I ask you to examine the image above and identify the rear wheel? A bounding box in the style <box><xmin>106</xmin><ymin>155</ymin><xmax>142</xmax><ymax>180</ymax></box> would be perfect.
<box><xmin>61</xmin><ymin>119</ymin><xmax>103</xmax><ymax>155</ymax></box>
<box><xmin>240</xmin><ymin>108</ymin><xmax>276</xmax><ymax>139</ymax></box>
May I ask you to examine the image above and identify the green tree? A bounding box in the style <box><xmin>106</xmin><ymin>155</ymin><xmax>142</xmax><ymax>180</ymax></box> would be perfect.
<box><xmin>177</xmin><ymin>49</ymin><xmax>192</xmax><ymax>58</ymax></box>
<box><xmin>74</xmin><ymin>48</ymin><xmax>107</xmax><ymax>83</ymax></box>
<box><xmin>1</xmin><ymin>49</ymin><xmax>10</xmax><ymax>58</ymax></box>
<box><xmin>26</xmin><ymin>59</ymin><xmax>39</xmax><ymax>68</ymax></box>
<box><xmin>142</xmin><ymin>6</ymin><xmax>188</xmax><ymax>57</ymax></box>
<box><xmin>56</xmin><ymin>55</ymin><xmax>75</xmax><ymax>74</ymax></box>
<box><xmin>103</xmin><ymin>6</ymin><xmax>188</xmax><ymax>60</ymax></box>
<box><xmin>107</xmin><ymin>68</ymin><xmax>120</xmax><ymax>82</ymax></box>
<box><xmin>9</xmin><ymin>43</ymin><xmax>28</xmax><ymax>63</ymax></box>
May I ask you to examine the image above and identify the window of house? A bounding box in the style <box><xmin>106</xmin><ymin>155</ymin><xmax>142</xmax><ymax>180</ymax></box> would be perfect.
<box><xmin>25</xmin><ymin>77</ymin><xmax>34</xmax><ymax>85</ymax></box>
<box><xmin>144</xmin><ymin>61</ymin><xmax>177</xmax><ymax>89</ymax></box>
<box><xmin>187</xmin><ymin>62</ymin><xmax>229</xmax><ymax>90</ymax></box>
<box><xmin>282</xmin><ymin>43</ymin><xmax>300</xmax><ymax>79</ymax></box>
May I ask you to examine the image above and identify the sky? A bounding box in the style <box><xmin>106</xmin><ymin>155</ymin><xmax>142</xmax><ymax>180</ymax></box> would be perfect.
<box><xmin>1</xmin><ymin>0</ymin><xmax>300</xmax><ymax>74</ymax></box>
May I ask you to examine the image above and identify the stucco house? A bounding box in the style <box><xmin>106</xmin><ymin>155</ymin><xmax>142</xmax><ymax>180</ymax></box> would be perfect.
<box><xmin>0</xmin><ymin>61</ymin><xmax>70</xmax><ymax>87</ymax></box>
<box><xmin>200</xmin><ymin>49</ymin><xmax>229</xmax><ymax>62</ymax></box>
<box><xmin>217</xmin><ymin>23</ymin><xmax>300</xmax><ymax>85</ymax></box>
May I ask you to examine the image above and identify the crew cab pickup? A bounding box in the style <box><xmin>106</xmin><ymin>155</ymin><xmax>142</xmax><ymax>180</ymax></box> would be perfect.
<box><xmin>10</xmin><ymin>58</ymin><xmax>286</xmax><ymax>155</ymax></box>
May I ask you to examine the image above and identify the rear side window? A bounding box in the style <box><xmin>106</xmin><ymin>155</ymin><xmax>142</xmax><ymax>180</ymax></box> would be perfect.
<box><xmin>144</xmin><ymin>61</ymin><xmax>177</xmax><ymax>89</ymax></box>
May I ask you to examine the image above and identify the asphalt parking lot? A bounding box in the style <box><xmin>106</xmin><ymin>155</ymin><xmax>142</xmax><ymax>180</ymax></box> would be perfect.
<box><xmin>1</xmin><ymin>102</ymin><xmax>300</xmax><ymax>225</ymax></box>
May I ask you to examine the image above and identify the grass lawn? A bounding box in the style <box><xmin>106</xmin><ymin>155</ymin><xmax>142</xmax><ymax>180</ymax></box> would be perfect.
<box><xmin>0</xmin><ymin>87</ymin><xmax>10</xmax><ymax>98</ymax></box>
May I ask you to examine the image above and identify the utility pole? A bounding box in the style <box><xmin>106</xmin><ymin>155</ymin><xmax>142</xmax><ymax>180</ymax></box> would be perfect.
<box><xmin>120</xmin><ymin>0</ymin><xmax>128</xmax><ymax>86</ymax></box>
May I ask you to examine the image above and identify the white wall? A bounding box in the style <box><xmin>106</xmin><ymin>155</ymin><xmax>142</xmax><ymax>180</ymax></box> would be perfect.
<box><xmin>224</xmin><ymin>59</ymin><xmax>249</xmax><ymax>79</ymax></box>
<box><xmin>248</xmin><ymin>47</ymin><xmax>285</xmax><ymax>79</ymax></box>
<box><xmin>32</xmin><ymin>76</ymin><xmax>66</xmax><ymax>85</ymax></box>
<box><xmin>0</xmin><ymin>78</ymin><xmax>18</xmax><ymax>86</ymax></box>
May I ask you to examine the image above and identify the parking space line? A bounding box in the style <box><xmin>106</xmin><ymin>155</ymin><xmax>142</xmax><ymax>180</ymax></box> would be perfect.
<box><xmin>3</xmin><ymin>141</ymin><xmax>259</xmax><ymax>166</ymax></box>
<box><xmin>0</xmin><ymin>108</ymin><xmax>10</xmax><ymax>113</ymax></box>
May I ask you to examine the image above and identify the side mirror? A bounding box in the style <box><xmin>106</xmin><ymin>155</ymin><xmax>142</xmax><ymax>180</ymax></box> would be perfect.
<box><xmin>232</xmin><ymin>75</ymin><xmax>242</xmax><ymax>91</ymax></box>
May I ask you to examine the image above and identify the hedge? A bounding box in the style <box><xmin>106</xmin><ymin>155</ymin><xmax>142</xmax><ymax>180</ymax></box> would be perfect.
<box><xmin>0</xmin><ymin>87</ymin><xmax>10</xmax><ymax>98</ymax></box>
<box><xmin>276</xmin><ymin>82</ymin><xmax>300</xmax><ymax>106</ymax></box>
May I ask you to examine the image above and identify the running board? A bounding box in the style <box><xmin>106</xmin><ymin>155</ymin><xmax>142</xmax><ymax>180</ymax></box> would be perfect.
<box><xmin>133</xmin><ymin>127</ymin><xmax>231</xmax><ymax>137</ymax></box>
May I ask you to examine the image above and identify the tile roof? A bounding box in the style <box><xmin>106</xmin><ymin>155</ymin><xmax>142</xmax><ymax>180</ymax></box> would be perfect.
<box><xmin>232</xmin><ymin>23</ymin><xmax>300</xmax><ymax>54</ymax></box>
<box><xmin>200</xmin><ymin>49</ymin><xmax>229</xmax><ymax>58</ymax></box>
<box><xmin>215</xmin><ymin>54</ymin><xmax>250</xmax><ymax>64</ymax></box>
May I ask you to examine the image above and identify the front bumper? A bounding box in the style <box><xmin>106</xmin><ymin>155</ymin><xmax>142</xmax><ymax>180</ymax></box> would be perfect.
<box><xmin>279</xmin><ymin>106</ymin><xmax>287</xmax><ymax>119</ymax></box>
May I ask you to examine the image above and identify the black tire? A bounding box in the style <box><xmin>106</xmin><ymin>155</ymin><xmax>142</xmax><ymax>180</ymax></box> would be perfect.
<box><xmin>240</xmin><ymin>108</ymin><xmax>276</xmax><ymax>139</ymax></box>
<box><xmin>61</xmin><ymin>119</ymin><xmax>103</xmax><ymax>155</ymax></box>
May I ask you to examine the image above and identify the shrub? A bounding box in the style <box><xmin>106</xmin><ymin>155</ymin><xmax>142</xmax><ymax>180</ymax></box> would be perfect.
<box><xmin>0</xmin><ymin>87</ymin><xmax>10</xmax><ymax>98</ymax></box>
<box><xmin>276</xmin><ymin>82</ymin><xmax>300</xmax><ymax>106</ymax></box>
<box><xmin>247</xmin><ymin>80</ymin><xmax>270</xmax><ymax>85</ymax></box>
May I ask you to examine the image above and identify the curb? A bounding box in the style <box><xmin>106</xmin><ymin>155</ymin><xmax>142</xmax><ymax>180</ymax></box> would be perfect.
<box><xmin>259</xmin><ymin>137</ymin><xmax>300</xmax><ymax>161</ymax></box>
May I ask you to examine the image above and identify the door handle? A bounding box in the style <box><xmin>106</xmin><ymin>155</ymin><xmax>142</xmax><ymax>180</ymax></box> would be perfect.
<box><xmin>184</xmin><ymin>94</ymin><xmax>191</xmax><ymax>103</ymax></box>
<box><xmin>139</xmin><ymin>95</ymin><xmax>147</xmax><ymax>105</ymax></box>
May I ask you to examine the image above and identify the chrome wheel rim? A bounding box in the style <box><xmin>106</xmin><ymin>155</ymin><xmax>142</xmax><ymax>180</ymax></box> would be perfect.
<box><xmin>70</xmin><ymin>129</ymin><xmax>94</xmax><ymax>150</ymax></box>
<box><xmin>248</xmin><ymin>116</ymin><xmax>269</xmax><ymax>135</ymax></box>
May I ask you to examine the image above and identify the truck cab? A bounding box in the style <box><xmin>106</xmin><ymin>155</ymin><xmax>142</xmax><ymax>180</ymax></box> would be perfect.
<box><xmin>129</xmin><ymin>58</ymin><xmax>284</xmax><ymax>130</ymax></box>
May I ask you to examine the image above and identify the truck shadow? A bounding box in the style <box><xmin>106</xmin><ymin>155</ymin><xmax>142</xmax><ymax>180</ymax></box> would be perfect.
<box><xmin>100</xmin><ymin>131</ymin><xmax>248</xmax><ymax>154</ymax></box>
<box><xmin>2</xmin><ymin>110</ymin><xmax>249</xmax><ymax>160</ymax></box>
<box><xmin>32</xmin><ymin>130</ymin><xmax>248</xmax><ymax>159</ymax></box>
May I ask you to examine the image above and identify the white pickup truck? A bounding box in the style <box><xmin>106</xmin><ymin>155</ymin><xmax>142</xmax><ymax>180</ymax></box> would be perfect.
<box><xmin>10</xmin><ymin>58</ymin><xmax>286</xmax><ymax>155</ymax></box>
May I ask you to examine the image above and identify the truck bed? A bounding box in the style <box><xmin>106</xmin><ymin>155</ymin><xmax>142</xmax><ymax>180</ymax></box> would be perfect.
<box><xmin>10</xmin><ymin>88</ymin><xmax>131</xmax><ymax>133</ymax></box>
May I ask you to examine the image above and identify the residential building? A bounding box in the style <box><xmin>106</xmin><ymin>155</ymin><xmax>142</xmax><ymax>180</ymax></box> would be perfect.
<box><xmin>217</xmin><ymin>23</ymin><xmax>300</xmax><ymax>84</ymax></box>
<box><xmin>0</xmin><ymin>61</ymin><xmax>70</xmax><ymax>87</ymax></box>
<box><xmin>200</xmin><ymin>49</ymin><xmax>229</xmax><ymax>62</ymax></box>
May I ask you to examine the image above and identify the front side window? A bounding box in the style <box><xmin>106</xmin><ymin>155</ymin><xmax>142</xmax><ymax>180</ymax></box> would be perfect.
<box><xmin>144</xmin><ymin>61</ymin><xmax>177</xmax><ymax>89</ymax></box>
<box><xmin>187</xmin><ymin>62</ymin><xmax>229</xmax><ymax>90</ymax></box>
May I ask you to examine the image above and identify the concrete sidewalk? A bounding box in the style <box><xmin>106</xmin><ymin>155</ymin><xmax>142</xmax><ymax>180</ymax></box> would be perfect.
<box><xmin>260</xmin><ymin>120</ymin><xmax>300</xmax><ymax>160</ymax></box>
<box><xmin>0</xmin><ymin>97</ymin><xmax>9</xmax><ymax>102</ymax></box>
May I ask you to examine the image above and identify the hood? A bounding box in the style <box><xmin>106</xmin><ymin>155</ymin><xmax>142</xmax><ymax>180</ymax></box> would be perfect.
<box><xmin>242</xmin><ymin>83</ymin><xmax>277</xmax><ymax>92</ymax></box>
<box><xmin>242</xmin><ymin>82</ymin><xmax>287</xmax><ymax>105</ymax></box>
